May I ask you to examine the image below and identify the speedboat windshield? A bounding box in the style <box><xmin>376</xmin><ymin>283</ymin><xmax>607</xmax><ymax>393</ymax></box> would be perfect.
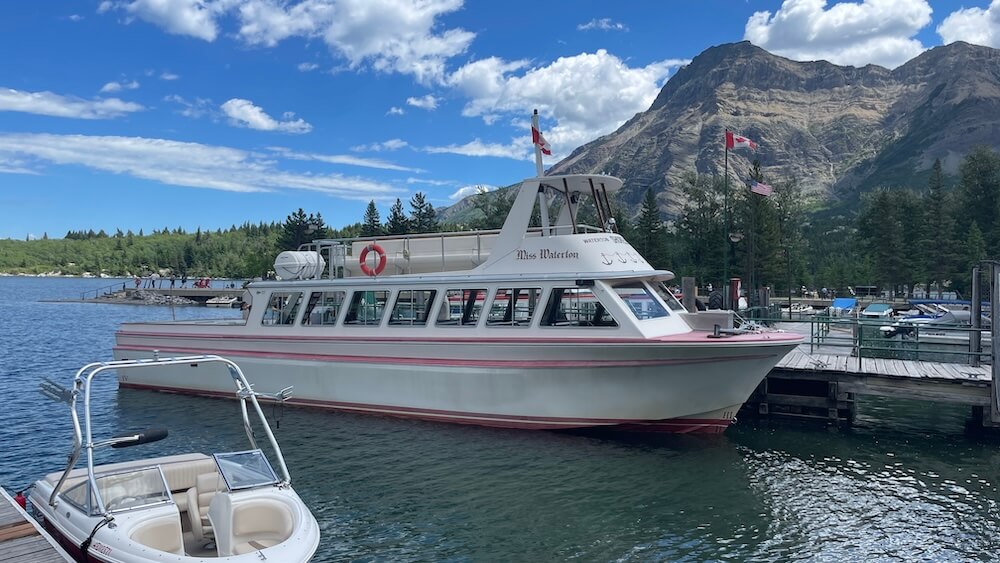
<box><xmin>214</xmin><ymin>450</ymin><xmax>279</xmax><ymax>491</ymax></box>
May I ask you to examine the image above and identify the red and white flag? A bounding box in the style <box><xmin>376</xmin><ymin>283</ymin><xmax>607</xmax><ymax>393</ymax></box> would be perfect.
<box><xmin>750</xmin><ymin>180</ymin><xmax>772</xmax><ymax>197</ymax></box>
<box><xmin>532</xmin><ymin>126</ymin><xmax>552</xmax><ymax>156</ymax></box>
<box><xmin>725</xmin><ymin>131</ymin><xmax>757</xmax><ymax>150</ymax></box>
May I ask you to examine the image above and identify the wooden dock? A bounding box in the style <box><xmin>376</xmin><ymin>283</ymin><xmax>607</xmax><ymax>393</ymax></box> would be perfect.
<box><xmin>0</xmin><ymin>488</ymin><xmax>72</xmax><ymax>562</ymax></box>
<box><xmin>747</xmin><ymin>348</ymin><xmax>998</xmax><ymax>427</ymax></box>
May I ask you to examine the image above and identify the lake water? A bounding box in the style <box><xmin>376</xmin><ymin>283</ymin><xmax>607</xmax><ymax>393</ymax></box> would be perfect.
<box><xmin>1</xmin><ymin>276</ymin><xmax>998</xmax><ymax>561</ymax></box>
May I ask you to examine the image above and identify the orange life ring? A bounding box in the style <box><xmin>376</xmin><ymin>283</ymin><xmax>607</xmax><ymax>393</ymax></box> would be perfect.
<box><xmin>359</xmin><ymin>243</ymin><xmax>387</xmax><ymax>276</ymax></box>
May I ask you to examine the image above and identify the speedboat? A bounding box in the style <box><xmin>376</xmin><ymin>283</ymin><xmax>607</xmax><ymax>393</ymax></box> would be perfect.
<box><xmin>28</xmin><ymin>355</ymin><xmax>320</xmax><ymax>562</ymax></box>
<box><xmin>111</xmin><ymin>119</ymin><xmax>802</xmax><ymax>434</ymax></box>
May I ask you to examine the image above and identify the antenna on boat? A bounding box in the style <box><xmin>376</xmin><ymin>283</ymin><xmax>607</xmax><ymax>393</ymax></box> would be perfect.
<box><xmin>39</xmin><ymin>378</ymin><xmax>75</xmax><ymax>405</ymax></box>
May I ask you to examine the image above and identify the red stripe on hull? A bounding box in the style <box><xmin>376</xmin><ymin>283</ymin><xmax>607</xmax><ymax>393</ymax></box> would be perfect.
<box><xmin>116</xmin><ymin>329</ymin><xmax>803</xmax><ymax>346</ymax></box>
<box><xmin>118</xmin><ymin>381</ymin><xmax>734</xmax><ymax>434</ymax></box>
<box><xmin>114</xmin><ymin>344</ymin><xmax>776</xmax><ymax>369</ymax></box>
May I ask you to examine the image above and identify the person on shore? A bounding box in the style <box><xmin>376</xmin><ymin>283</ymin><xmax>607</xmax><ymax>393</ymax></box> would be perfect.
<box><xmin>170</xmin><ymin>275</ymin><xmax>176</xmax><ymax>289</ymax></box>
<box><xmin>181</xmin><ymin>274</ymin><xmax>188</xmax><ymax>288</ymax></box>
<box><xmin>134</xmin><ymin>276</ymin><xmax>141</xmax><ymax>288</ymax></box>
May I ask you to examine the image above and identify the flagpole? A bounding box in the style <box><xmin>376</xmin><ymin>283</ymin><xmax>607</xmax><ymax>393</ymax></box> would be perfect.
<box><xmin>532</xmin><ymin>109</ymin><xmax>550</xmax><ymax>235</ymax></box>
<box><xmin>723</xmin><ymin>129</ymin><xmax>730</xmax><ymax>309</ymax></box>
<box><xmin>532</xmin><ymin>109</ymin><xmax>544</xmax><ymax>177</ymax></box>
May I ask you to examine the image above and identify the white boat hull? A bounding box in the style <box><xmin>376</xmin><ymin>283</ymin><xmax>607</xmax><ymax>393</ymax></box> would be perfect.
<box><xmin>114</xmin><ymin>332</ymin><xmax>799</xmax><ymax>433</ymax></box>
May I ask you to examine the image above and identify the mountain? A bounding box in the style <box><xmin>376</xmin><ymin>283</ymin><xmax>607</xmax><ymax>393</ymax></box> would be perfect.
<box><xmin>543</xmin><ymin>41</ymin><xmax>1000</xmax><ymax>218</ymax></box>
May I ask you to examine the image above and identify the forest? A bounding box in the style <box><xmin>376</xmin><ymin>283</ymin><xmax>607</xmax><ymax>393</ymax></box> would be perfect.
<box><xmin>2</xmin><ymin>146</ymin><xmax>999</xmax><ymax>299</ymax></box>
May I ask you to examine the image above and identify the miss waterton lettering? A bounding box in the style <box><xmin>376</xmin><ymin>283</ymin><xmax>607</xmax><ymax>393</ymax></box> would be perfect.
<box><xmin>516</xmin><ymin>248</ymin><xmax>581</xmax><ymax>260</ymax></box>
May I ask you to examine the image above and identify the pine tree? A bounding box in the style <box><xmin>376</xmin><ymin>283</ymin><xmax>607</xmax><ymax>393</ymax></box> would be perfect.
<box><xmin>409</xmin><ymin>192</ymin><xmax>438</xmax><ymax>233</ymax></box>
<box><xmin>361</xmin><ymin>201</ymin><xmax>383</xmax><ymax>237</ymax></box>
<box><xmin>634</xmin><ymin>188</ymin><xmax>667</xmax><ymax>267</ymax></box>
<box><xmin>386</xmin><ymin>198</ymin><xmax>410</xmax><ymax>235</ymax></box>
<box><xmin>278</xmin><ymin>209</ymin><xmax>329</xmax><ymax>250</ymax></box>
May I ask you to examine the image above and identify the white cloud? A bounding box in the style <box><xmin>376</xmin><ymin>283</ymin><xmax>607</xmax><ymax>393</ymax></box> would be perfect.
<box><xmin>220</xmin><ymin>98</ymin><xmax>312</xmax><ymax>133</ymax></box>
<box><xmin>577</xmin><ymin>18</ymin><xmax>628</xmax><ymax>32</ymax></box>
<box><xmin>68</xmin><ymin>14</ymin><xmax>84</xmax><ymax>21</ymax></box>
<box><xmin>422</xmin><ymin>138</ymin><xmax>527</xmax><ymax>160</ymax></box>
<box><xmin>0</xmin><ymin>156</ymin><xmax>39</xmax><ymax>175</ymax></box>
<box><xmin>0</xmin><ymin>87</ymin><xmax>143</xmax><ymax>119</ymax></box>
<box><xmin>100</xmin><ymin>80</ymin><xmax>139</xmax><ymax>93</ymax></box>
<box><xmin>744</xmin><ymin>0</ymin><xmax>933</xmax><ymax>68</ymax></box>
<box><xmin>447</xmin><ymin>50</ymin><xmax>685</xmax><ymax>154</ymax></box>
<box><xmin>269</xmin><ymin>146</ymin><xmax>423</xmax><ymax>172</ymax></box>
<box><xmin>97</xmin><ymin>1</ymin><xmax>113</xmax><ymax>14</ymax></box>
<box><xmin>449</xmin><ymin>184</ymin><xmax>492</xmax><ymax>200</ymax></box>
<box><xmin>0</xmin><ymin>132</ymin><xmax>401</xmax><ymax>200</ymax></box>
<box><xmin>407</xmin><ymin>177</ymin><xmax>454</xmax><ymax>186</ymax></box>
<box><xmin>387</xmin><ymin>106</ymin><xmax>405</xmax><ymax>115</ymax></box>
<box><xmin>938</xmin><ymin>0</ymin><xmax>1000</xmax><ymax>47</ymax></box>
<box><xmin>406</xmin><ymin>94</ymin><xmax>439</xmax><ymax>110</ymax></box>
<box><xmin>352</xmin><ymin>138</ymin><xmax>409</xmax><ymax>152</ymax></box>
<box><xmin>121</xmin><ymin>0</ymin><xmax>228</xmax><ymax>41</ymax></box>
<box><xmin>159</xmin><ymin>71</ymin><xmax>179</xmax><ymax>80</ymax></box>
<box><xmin>297</xmin><ymin>62</ymin><xmax>319</xmax><ymax>71</ymax></box>
<box><xmin>165</xmin><ymin>94</ymin><xmax>214</xmax><ymax>118</ymax></box>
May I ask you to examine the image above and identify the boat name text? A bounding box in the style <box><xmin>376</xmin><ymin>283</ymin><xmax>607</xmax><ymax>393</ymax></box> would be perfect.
<box><xmin>582</xmin><ymin>235</ymin><xmax>628</xmax><ymax>245</ymax></box>
<box><xmin>516</xmin><ymin>249</ymin><xmax>581</xmax><ymax>260</ymax></box>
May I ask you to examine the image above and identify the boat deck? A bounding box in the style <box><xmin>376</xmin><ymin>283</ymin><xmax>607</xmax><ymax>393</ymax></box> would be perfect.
<box><xmin>0</xmin><ymin>487</ymin><xmax>71</xmax><ymax>562</ymax></box>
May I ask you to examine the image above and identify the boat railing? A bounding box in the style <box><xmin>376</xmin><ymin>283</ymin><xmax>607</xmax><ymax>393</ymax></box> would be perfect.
<box><xmin>301</xmin><ymin>222</ymin><xmax>610</xmax><ymax>278</ymax></box>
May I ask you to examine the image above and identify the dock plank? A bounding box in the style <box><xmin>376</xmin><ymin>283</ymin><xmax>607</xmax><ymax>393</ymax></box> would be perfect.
<box><xmin>0</xmin><ymin>488</ymin><xmax>72</xmax><ymax>562</ymax></box>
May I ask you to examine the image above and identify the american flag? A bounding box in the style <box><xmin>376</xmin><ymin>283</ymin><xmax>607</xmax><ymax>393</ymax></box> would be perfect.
<box><xmin>750</xmin><ymin>180</ymin><xmax>772</xmax><ymax>197</ymax></box>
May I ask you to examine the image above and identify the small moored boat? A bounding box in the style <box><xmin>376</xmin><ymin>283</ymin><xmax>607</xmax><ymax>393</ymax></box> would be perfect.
<box><xmin>28</xmin><ymin>355</ymin><xmax>320</xmax><ymax>562</ymax></box>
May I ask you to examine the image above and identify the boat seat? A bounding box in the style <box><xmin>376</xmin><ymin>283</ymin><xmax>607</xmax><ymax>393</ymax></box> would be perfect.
<box><xmin>186</xmin><ymin>472</ymin><xmax>225</xmax><ymax>543</ymax></box>
<box><xmin>229</xmin><ymin>499</ymin><xmax>294</xmax><ymax>555</ymax></box>
<box><xmin>130</xmin><ymin>513</ymin><xmax>184</xmax><ymax>555</ymax></box>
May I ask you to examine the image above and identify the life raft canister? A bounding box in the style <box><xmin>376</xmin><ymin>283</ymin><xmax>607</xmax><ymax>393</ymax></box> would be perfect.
<box><xmin>359</xmin><ymin>243</ymin><xmax>387</xmax><ymax>276</ymax></box>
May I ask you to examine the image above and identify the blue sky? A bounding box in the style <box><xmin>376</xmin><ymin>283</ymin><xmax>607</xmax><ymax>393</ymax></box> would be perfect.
<box><xmin>0</xmin><ymin>0</ymin><xmax>995</xmax><ymax>239</ymax></box>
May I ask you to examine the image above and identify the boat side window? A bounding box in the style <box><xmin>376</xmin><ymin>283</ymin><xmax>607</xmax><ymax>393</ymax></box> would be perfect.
<box><xmin>653</xmin><ymin>282</ymin><xmax>687</xmax><ymax>312</ymax></box>
<box><xmin>261</xmin><ymin>291</ymin><xmax>304</xmax><ymax>326</ymax></box>
<box><xmin>302</xmin><ymin>291</ymin><xmax>346</xmax><ymax>326</ymax></box>
<box><xmin>487</xmin><ymin>287</ymin><xmax>542</xmax><ymax>327</ymax></box>
<box><xmin>612</xmin><ymin>282</ymin><xmax>670</xmax><ymax>320</ymax></box>
<box><xmin>389</xmin><ymin>290</ymin><xmax>437</xmax><ymax>326</ymax></box>
<box><xmin>95</xmin><ymin>467</ymin><xmax>171</xmax><ymax>513</ymax></box>
<box><xmin>437</xmin><ymin>288</ymin><xmax>487</xmax><ymax>327</ymax></box>
<box><xmin>541</xmin><ymin>287</ymin><xmax>619</xmax><ymax>327</ymax></box>
<box><xmin>344</xmin><ymin>290</ymin><xmax>390</xmax><ymax>326</ymax></box>
<box><xmin>62</xmin><ymin>480</ymin><xmax>96</xmax><ymax>515</ymax></box>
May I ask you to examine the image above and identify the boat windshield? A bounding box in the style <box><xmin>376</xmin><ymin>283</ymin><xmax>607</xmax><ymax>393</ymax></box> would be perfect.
<box><xmin>89</xmin><ymin>467</ymin><xmax>171</xmax><ymax>514</ymax></box>
<box><xmin>612</xmin><ymin>282</ymin><xmax>670</xmax><ymax>320</ymax></box>
<box><xmin>214</xmin><ymin>450</ymin><xmax>280</xmax><ymax>491</ymax></box>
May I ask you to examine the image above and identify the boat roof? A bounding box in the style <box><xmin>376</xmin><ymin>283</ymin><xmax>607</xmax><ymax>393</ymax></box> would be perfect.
<box><xmin>249</xmin><ymin>269</ymin><xmax>674</xmax><ymax>288</ymax></box>
<box><xmin>831</xmin><ymin>297</ymin><xmax>857</xmax><ymax>308</ymax></box>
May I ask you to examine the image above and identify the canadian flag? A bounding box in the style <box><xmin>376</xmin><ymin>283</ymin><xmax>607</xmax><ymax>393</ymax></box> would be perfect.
<box><xmin>725</xmin><ymin>131</ymin><xmax>757</xmax><ymax>150</ymax></box>
<box><xmin>532</xmin><ymin>126</ymin><xmax>552</xmax><ymax>156</ymax></box>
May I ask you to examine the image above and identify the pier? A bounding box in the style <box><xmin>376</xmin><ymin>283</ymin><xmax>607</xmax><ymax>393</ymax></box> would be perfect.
<box><xmin>745</xmin><ymin>316</ymin><xmax>1000</xmax><ymax>430</ymax></box>
<box><xmin>0</xmin><ymin>488</ymin><xmax>71</xmax><ymax>562</ymax></box>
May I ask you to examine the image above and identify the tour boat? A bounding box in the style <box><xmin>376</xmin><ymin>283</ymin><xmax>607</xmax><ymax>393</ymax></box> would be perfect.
<box><xmin>29</xmin><ymin>355</ymin><xmax>320</xmax><ymax>562</ymax></box>
<box><xmin>112</xmin><ymin>118</ymin><xmax>801</xmax><ymax>433</ymax></box>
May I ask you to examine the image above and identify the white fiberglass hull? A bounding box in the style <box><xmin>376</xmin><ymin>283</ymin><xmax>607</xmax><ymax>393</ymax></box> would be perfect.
<box><xmin>114</xmin><ymin>331</ymin><xmax>800</xmax><ymax>433</ymax></box>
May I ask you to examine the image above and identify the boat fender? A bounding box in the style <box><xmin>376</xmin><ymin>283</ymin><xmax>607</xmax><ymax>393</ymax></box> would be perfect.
<box><xmin>13</xmin><ymin>490</ymin><xmax>26</xmax><ymax>509</ymax></box>
<box><xmin>359</xmin><ymin>244</ymin><xmax>387</xmax><ymax>276</ymax></box>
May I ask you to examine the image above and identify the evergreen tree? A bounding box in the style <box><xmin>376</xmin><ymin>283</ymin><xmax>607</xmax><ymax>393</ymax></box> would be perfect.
<box><xmin>278</xmin><ymin>208</ymin><xmax>328</xmax><ymax>250</ymax></box>
<box><xmin>361</xmin><ymin>200</ymin><xmax>383</xmax><ymax>237</ymax></box>
<box><xmin>922</xmin><ymin>159</ymin><xmax>957</xmax><ymax>298</ymax></box>
<box><xmin>674</xmin><ymin>173</ymin><xmax>726</xmax><ymax>287</ymax></box>
<box><xmin>633</xmin><ymin>188</ymin><xmax>667</xmax><ymax>267</ymax></box>
<box><xmin>469</xmin><ymin>188</ymin><xmax>514</xmax><ymax>230</ymax></box>
<box><xmin>957</xmin><ymin>146</ymin><xmax>1000</xmax><ymax>248</ymax></box>
<box><xmin>386</xmin><ymin>198</ymin><xmax>410</xmax><ymax>235</ymax></box>
<box><xmin>409</xmin><ymin>192</ymin><xmax>438</xmax><ymax>232</ymax></box>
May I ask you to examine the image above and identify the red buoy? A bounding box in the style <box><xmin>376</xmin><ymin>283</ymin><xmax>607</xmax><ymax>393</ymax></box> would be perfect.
<box><xmin>14</xmin><ymin>491</ymin><xmax>26</xmax><ymax>509</ymax></box>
